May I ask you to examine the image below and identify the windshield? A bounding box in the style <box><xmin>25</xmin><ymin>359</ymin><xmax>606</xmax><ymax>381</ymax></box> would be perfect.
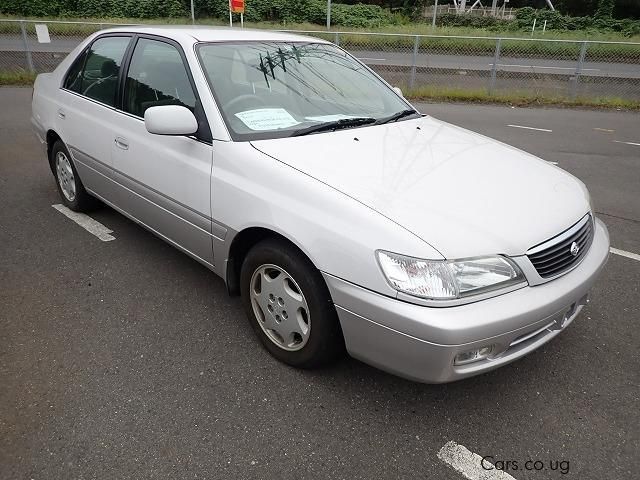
<box><xmin>196</xmin><ymin>41</ymin><xmax>414</xmax><ymax>141</ymax></box>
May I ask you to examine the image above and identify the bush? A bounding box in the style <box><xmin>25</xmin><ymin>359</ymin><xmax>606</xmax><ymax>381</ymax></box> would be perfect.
<box><xmin>74</xmin><ymin>0</ymin><xmax>186</xmax><ymax>18</ymax></box>
<box><xmin>1</xmin><ymin>1</ymin><xmax>639</xmax><ymax>35</ymax></box>
<box><xmin>0</xmin><ymin>0</ymin><xmax>398</xmax><ymax>27</ymax></box>
<box><xmin>0</xmin><ymin>0</ymin><xmax>187</xmax><ymax>18</ymax></box>
<box><xmin>0</xmin><ymin>0</ymin><xmax>65</xmax><ymax>16</ymax></box>
<box><xmin>514</xmin><ymin>7</ymin><xmax>640</xmax><ymax>37</ymax></box>
<box><xmin>436</xmin><ymin>13</ymin><xmax>512</xmax><ymax>31</ymax></box>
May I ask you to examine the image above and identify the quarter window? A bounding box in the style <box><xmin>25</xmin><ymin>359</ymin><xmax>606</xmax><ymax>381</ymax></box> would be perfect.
<box><xmin>64</xmin><ymin>49</ymin><xmax>88</xmax><ymax>93</ymax></box>
<box><xmin>65</xmin><ymin>36</ymin><xmax>130</xmax><ymax>107</ymax></box>
<box><xmin>123</xmin><ymin>39</ymin><xmax>196</xmax><ymax>118</ymax></box>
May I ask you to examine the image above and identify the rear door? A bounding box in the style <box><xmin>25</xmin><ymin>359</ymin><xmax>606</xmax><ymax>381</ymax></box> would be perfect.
<box><xmin>110</xmin><ymin>36</ymin><xmax>214</xmax><ymax>267</ymax></box>
<box><xmin>60</xmin><ymin>35</ymin><xmax>132</xmax><ymax>200</ymax></box>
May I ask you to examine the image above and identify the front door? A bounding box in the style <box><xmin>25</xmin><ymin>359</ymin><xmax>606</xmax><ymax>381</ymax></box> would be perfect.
<box><xmin>110</xmin><ymin>37</ymin><xmax>214</xmax><ymax>267</ymax></box>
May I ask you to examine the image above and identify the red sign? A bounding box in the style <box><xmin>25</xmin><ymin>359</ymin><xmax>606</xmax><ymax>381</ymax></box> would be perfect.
<box><xmin>230</xmin><ymin>0</ymin><xmax>245</xmax><ymax>13</ymax></box>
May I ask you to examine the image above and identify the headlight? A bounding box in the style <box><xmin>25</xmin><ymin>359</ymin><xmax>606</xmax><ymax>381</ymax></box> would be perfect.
<box><xmin>376</xmin><ymin>251</ymin><xmax>526</xmax><ymax>301</ymax></box>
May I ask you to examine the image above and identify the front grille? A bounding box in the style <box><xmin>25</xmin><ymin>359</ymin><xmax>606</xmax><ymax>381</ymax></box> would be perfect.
<box><xmin>527</xmin><ymin>215</ymin><xmax>594</xmax><ymax>278</ymax></box>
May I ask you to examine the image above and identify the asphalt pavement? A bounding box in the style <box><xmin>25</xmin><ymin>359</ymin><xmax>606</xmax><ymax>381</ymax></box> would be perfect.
<box><xmin>1</xmin><ymin>87</ymin><xmax>638</xmax><ymax>480</ymax></box>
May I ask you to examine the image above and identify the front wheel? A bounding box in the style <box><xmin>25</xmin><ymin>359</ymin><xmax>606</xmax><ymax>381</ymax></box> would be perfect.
<box><xmin>240</xmin><ymin>239</ymin><xmax>344</xmax><ymax>368</ymax></box>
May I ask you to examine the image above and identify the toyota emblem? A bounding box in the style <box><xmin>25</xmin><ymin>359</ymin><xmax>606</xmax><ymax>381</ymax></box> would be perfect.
<box><xmin>570</xmin><ymin>241</ymin><xmax>580</xmax><ymax>256</ymax></box>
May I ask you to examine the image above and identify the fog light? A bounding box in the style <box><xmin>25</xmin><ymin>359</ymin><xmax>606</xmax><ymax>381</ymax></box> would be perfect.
<box><xmin>454</xmin><ymin>345</ymin><xmax>494</xmax><ymax>366</ymax></box>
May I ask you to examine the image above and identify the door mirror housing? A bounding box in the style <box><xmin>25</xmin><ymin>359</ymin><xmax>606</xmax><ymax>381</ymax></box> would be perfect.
<box><xmin>144</xmin><ymin>105</ymin><xmax>198</xmax><ymax>136</ymax></box>
<box><xmin>393</xmin><ymin>86</ymin><xmax>404</xmax><ymax>97</ymax></box>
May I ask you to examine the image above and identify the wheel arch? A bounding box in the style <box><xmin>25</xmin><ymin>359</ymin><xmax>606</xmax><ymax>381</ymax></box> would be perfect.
<box><xmin>46</xmin><ymin>129</ymin><xmax>63</xmax><ymax>172</ymax></box>
<box><xmin>225</xmin><ymin>226</ymin><xmax>318</xmax><ymax>297</ymax></box>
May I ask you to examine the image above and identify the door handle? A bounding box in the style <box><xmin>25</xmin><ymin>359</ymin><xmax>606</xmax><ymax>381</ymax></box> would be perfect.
<box><xmin>114</xmin><ymin>137</ymin><xmax>129</xmax><ymax>150</ymax></box>
<box><xmin>57</xmin><ymin>109</ymin><xmax>65</xmax><ymax>119</ymax></box>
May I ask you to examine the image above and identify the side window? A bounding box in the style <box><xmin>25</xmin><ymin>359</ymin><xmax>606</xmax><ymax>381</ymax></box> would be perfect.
<box><xmin>64</xmin><ymin>49</ymin><xmax>88</xmax><ymax>93</ymax></box>
<box><xmin>73</xmin><ymin>36</ymin><xmax>130</xmax><ymax>107</ymax></box>
<box><xmin>124</xmin><ymin>38</ymin><xmax>197</xmax><ymax>118</ymax></box>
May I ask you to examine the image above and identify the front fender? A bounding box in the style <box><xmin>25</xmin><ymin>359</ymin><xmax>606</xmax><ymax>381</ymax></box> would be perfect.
<box><xmin>211</xmin><ymin>141</ymin><xmax>443</xmax><ymax>297</ymax></box>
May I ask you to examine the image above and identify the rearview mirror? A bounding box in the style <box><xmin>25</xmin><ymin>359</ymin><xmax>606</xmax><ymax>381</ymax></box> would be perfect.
<box><xmin>144</xmin><ymin>105</ymin><xmax>198</xmax><ymax>136</ymax></box>
<box><xmin>393</xmin><ymin>86</ymin><xmax>404</xmax><ymax>97</ymax></box>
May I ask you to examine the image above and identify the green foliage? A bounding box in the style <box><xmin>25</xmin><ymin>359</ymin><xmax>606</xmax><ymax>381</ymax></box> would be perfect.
<box><xmin>74</xmin><ymin>0</ymin><xmax>186</xmax><ymax>19</ymax></box>
<box><xmin>0</xmin><ymin>0</ymin><xmax>66</xmax><ymax>16</ymax></box>
<box><xmin>0</xmin><ymin>0</ymin><xmax>186</xmax><ymax>18</ymax></box>
<box><xmin>0</xmin><ymin>70</ymin><xmax>38</xmax><ymax>85</ymax></box>
<box><xmin>515</xmin><ymin>7</ymin><xmax>640</xmax><ymax>36</ymax></box>
<box><xmin>1</xmin><ymin>0</ymin><xmax>639</xmax><ymax>34</ymax></box>
<box><xmin>595</xmin><ymin>0</ymin><xmax>615</xmax><ymax>19</ymax></box>
<box><xmin>331</xmin><ymin>3</ymin><xmax>398</xmax><ymax>27</ymax></box>
<box><xmin>435</xmin><ymin>13</ymin><xmax>513</xmax><ymax>31</ymax></box>
<box><xmin>0</xmin><ymin>0</ymin><xmax>398</xmax><ymax>27</ymax></box>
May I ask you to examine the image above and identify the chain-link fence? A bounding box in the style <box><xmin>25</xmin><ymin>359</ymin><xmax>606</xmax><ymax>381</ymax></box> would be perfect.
<box><xmin>0</xmin><ymin>20</ymin><xmax>138</xmax><ymax>73</ymax></box>
<box><xmin>2</xmin><ymin>19</ymin><xmax>640</xmax><ymax>102</ymax></box>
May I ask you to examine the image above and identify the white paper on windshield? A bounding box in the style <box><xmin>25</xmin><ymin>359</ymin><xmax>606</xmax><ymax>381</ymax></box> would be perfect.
<box><xmin>305</xmin><ymin>114</ymin><xmax>358</xmax><ymax>122</ymax></box>
<box><xmin>235</xmin><ymin>108</ymin><xmax>300</xmax><ymax>131</ymax></box>
<box><xmin>35</xmin><ymin>24</ymin><xmax>51</xmax><ymax>43</ymax></box>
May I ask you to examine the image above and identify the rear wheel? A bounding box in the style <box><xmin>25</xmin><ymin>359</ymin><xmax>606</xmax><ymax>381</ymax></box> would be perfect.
<box><xmin>51</xmin><ymin>140</ymin><xmax>98</xmax><ymax>212</ymax></box>
<box><xmin>240</xmin><ymin>238</ymin><xmax>344</xmax><ymax>368</ymax></box>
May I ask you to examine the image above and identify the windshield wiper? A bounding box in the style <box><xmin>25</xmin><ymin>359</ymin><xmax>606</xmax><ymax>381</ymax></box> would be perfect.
<box><xmin>374</xmin><ymin>109</ymin><xmax>421</xmax><ymax>125</ymax></box>
<box><xmin>291</xmin><ymin>117</ymin><xmax>376</xmax><ymax>137</ymax></box>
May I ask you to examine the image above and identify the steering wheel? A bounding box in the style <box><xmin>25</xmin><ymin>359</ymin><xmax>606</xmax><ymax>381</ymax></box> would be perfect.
<box><xmin>224</xmin><ymin>94</ymin><xmax>267</xmax><ymax>113</ymax></box>
<box><xmin>83</xmin><ymin>75</ymin><xmax>115</xmax><ymax>97</ymax></box>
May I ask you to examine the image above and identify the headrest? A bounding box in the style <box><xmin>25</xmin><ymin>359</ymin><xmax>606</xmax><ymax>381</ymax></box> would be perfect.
<box><xmin>101</xmin><ymin>59</ymin><xmax>118</xmax><ymax>77</ymax></box>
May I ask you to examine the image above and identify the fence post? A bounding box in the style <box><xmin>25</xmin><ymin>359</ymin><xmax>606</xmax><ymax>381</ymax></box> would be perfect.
<box><xmin>570</xmin><ymin>41</ymin><xmax>588</xmax><ymax>100</ymax></box>
<box><xmin>334</xmin><ymin>32</ymin><xmax>340</xmax><ymax>46</ymax></box>
<box><xmin>489</xmin><ymin>38</ymin><xmax>502</xmax><ymax>95</ymax></box>
<box><xmin>432</xmin><ymin>0</ymin><xmax>438</xmax><ymax>29</ymax></box>
<box><xmin>19</xmin><ymin>20</ymin><xmax>35</xmax><ymax>73</ymax></box>
<box><xmin>409</xmin><ymin>36</ymin><xmax>420</xmax><ymax>90</ymax></box>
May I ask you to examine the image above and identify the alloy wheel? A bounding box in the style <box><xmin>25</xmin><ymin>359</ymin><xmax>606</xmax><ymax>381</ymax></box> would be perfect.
<box><xmin>55</xmin><ymin>151</ymin><xmax>76</xmax><ymax>202</ymax></box>
<box><xmin>249</xmin><ymin>264</ymin><xmax>311</xmax><ymax>351</ymax></box>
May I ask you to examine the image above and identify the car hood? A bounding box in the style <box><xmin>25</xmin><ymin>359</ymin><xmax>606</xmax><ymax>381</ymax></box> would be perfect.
<box><xmin>251</xmin><ymin>116</ymin><xmax>590</xmax><ymax>259</ymax></box>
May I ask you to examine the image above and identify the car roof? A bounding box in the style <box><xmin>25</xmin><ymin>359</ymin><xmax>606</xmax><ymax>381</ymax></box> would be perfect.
<box><xmin>101</xmin><ymin>25</ymin><xmax>327</xmax><ymax>44</ymax></box>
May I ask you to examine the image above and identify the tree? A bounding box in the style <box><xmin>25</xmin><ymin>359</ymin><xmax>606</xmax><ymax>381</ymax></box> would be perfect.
<box><xmin>595</xmin><ymin>0</ymin><xmax>615</xmax><ymax>18</ymax></box>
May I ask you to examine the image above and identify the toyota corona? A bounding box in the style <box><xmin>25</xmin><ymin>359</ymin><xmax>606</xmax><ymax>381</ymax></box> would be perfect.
<box><xmin>31</xmin><ymin>27</ymin><xmax>610</xmax><ymax>383</ymax></box>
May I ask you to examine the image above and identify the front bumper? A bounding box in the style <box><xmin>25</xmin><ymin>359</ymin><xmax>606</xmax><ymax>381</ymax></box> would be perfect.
<box><xmin>324</xmin><ymin>218</ymin><xmax>610</xmax><ymax>383</ymax></box>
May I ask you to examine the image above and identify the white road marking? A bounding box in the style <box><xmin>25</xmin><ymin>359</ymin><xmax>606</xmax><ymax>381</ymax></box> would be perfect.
<box><xmin>52</xmin><ymin>204</ymin><xmax>115</xmax><ymax>242</ymax></box>
<box><xmin>438</xmin><ymin>441</ymin><xmax>517</xmax><ymax>479</ymax></box>
<box><xmin>613</xmin><ymin>140</ymin><xmax>640</xmax><ymax>146</ymax></box>
<box><xmin>490</xmin><ymin>63</ymin><xmax>599</xmax><ymax>72</ymax></box>
<box><xmin>593</xmin><ymin>127</ymin><xmax>614</xmax><ymax>133</ymax></box>
<box><xmin>610</xmin><ymin>247</ymin><xmax>640</xmax><ymax>262</ymax></box>
<box><xmin>507</xmin><ymin>124</ymin><xmax>553</xmax><ymax>133</ymax></box>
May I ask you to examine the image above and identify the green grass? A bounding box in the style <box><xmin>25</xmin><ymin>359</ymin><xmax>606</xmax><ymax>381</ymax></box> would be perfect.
<box><xmin>404</xmin><ymin>85</ymin><xmax>640</xmax><ymax>110</ymax></box>
<box><xmin>0</xmin><ymin>70</ymin><xmax>36</xmax><ymax>86</ymax></box>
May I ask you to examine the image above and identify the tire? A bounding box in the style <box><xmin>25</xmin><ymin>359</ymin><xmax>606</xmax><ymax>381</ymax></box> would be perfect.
<box><xmin>50</xmin><ymin>140</ymin><xmax>98</xmax><ymax>212</ymax></box>
<box><xmin>240</xmin><ymin>238</ymin><xmax>345</xmax><ymax>368</ymax></box>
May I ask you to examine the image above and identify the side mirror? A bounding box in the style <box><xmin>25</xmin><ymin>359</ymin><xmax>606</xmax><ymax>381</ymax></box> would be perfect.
<box><xmin>393</xmin><ymin>86</ymin><xmax>404</xmax><ymax>97</ymax></box>
<box><xmin>144</xmin><ymin>105</ymin><xmax>198</xmax><ymax>136</ymax></box>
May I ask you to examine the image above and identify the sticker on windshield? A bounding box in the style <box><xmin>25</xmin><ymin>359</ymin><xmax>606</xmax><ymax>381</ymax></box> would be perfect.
<box><xmin>305</xmin><ymin>114</ymin><xmax>358</xmax><ymax>122</ymax></box>
<box><xmin>235</xmin><ymin>108</ymin><xmax>300</xmax><ymax>131</ymax></box>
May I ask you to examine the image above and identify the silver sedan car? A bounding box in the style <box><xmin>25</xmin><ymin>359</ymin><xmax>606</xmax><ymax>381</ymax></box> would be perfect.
<box><xmin>31</xmin><ymin>26</ymin><xmax>610</xmax><ymax>383</ymax></box>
